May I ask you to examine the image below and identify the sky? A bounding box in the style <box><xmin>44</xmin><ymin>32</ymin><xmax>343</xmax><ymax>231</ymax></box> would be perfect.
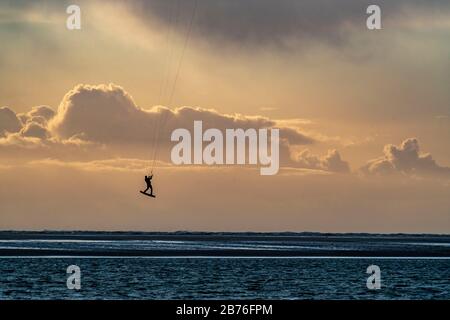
<box><xmin>0</xmin><ymin>0</ymin><xmax>449</xmax><ymax>232</ymax></box>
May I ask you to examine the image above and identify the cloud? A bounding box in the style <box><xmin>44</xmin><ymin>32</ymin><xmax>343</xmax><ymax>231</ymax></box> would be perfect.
<box><xmin>0</xmin><ymin>106</ymin><xmax>22</xmax><ymax>136</ymax></box>
<box><xmin>1</xmin><ymin>105</ymin><xmax>54</xmax><ymax>146</ymax></box>
<box><xmin>131</xmin><ymin>0</ymin><xmax>450</xmax><ymax>49</ymax></box>
<box><xmin>49</xmin><ymin>83</ymin><xmax>313</xmax><ymax>146</ymax></box>
<box><xmin>0</xmin><ymin>84</ymin><xmax>313</xmax><ymax>168</ymax></box>
<box><xmin>362</xmin><ymin>138</ymin><xmax>450</xmax><ymax>177</ymax></box>
<box><xmin>0</xmin><ymin>132</ymin><xmax>44</xmax><ymax>148</ymax></box>
<box><xmin>25</xmin><ymin>105</ymin><xmax>55</xmax><ymax>121</ymax></box>
<box><xmin>49</xmin><ymin>84</ymin><xmax>144</xmax><ymax>143</ymax></box>
<box><xmin>0</xmin><ymin>104</ymin><xmax>99</xmax><ymax>160</ymax></box>
<box><xmin>3</xmin><ymin>0</ymin><xmax>449</xmax><ymax>52</ymax></box>
<box><xmin>294</xmin><ymin>149</ymin><xmax>350</xmax><ymax>173</ymax></box>
<box><xmin>20</xmin><ymin>121</ymin><xmax>50</xmax><ymax>139</ymax></box>
<box><xmin>3</xmin><ymin>85</ymin><xmax>449</xmax><ymax>181</ymax></box>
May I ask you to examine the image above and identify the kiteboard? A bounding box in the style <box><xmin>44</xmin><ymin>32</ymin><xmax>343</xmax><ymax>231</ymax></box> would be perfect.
<box><xmin>140</xmin><ymin>191</ymin><xmax>156</xmax><ymax>198</ymax></box>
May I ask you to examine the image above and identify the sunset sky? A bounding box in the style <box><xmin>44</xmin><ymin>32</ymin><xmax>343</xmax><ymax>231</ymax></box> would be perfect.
<box><xmin>1</xmin><ymin>0</ymin><xmax>449</xmax><ymax>232</ymax></box>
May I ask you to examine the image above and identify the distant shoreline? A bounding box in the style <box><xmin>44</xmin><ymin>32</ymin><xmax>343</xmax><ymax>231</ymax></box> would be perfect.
<box><xmin>0</xmin><ymin>230</ymin><xmax>450</xmax><ymax>242</ymax></box>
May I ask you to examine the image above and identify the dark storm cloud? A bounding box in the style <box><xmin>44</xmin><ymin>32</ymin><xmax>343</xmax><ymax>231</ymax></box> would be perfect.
<box><xmin>3</xmin><ymin>0</ymin><xmax>448</xmax><ymax>48</ymax></box>
<box><xmin>129</xmin><ymin>0</ymin><xmax>450</xmax><ymax>48</ymax></box>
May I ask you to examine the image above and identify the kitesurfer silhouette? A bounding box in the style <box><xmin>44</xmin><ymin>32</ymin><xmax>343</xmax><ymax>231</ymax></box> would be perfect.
<box><xmin>142</xmin><ymin>174</ymin><xmax>154</xmax><ymax>197</ymax></box>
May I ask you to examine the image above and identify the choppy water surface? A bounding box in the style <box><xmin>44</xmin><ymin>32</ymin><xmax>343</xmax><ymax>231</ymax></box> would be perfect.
<box><xmin>0</xmin><ymin>232</ymin><xmax>448</xmax><ymax>299</ymax></box>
